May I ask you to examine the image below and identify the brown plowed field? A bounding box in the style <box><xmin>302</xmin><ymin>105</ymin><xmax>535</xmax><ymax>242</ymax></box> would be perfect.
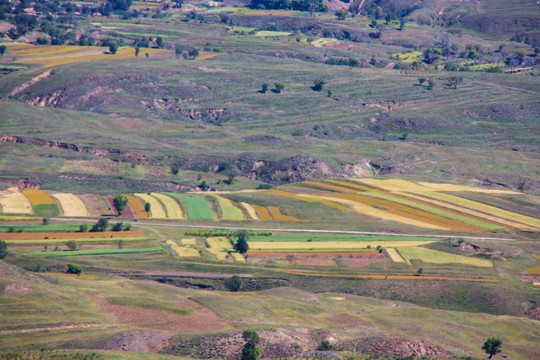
<box><xmin>0</xmin><ymin>230</ymin><xmax>144</xmax><ymax>240</ymax></box>
<box><xmin>105</xmin><ymin>196</ymin><xmax>136</xmax><ymax>218</ymax></box>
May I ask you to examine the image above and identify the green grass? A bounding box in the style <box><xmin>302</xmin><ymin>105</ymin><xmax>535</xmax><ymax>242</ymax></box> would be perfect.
<box><xmin>249</xmin><ymin>235</ymin><xmax>443</xmax><ymax>242</ymax></box>
<box><xmin>213</xmin><ymin>195</ymin><xmax>245</xmax><ymax>221</ymax></box>
<box><xmin>164</xmin><ymin>193</ymin><xmax>214</xmax><ymax>220</ymax></box>
<box><xmin>397</xmin><ymin>246</ymin><xmax>493</xmax><ymax>268</ymax></box>
<box><xmin>0</xmin><ymin>224</ymin><xmax>83</xmax><ymax>232</ymax></box>
<box><xmin>29</xmin><ymin>247</ymin><xmax>164</xmax><ymax>256</ymax></box>
<box><xmin>5</xmin><ymin>236</ymin><xmax>152</xmax><ymax>244</ymax></box>
<box><xmin>32</xmin><ymin>204</ymin><xmax>61</xmax><ymax>216</ymax></box>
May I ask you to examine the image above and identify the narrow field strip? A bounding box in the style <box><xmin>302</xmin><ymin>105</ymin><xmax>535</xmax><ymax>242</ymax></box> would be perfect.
<box><xmin>272</xmin><ymin>268</ymin><xmax>499</xmax><ymax>282</ymax></box>
<box><xmin>360</xmin><ymin>191</ymin><xmax>503</xmax><ymax>230</ymax></box>
<box><xmin>152</xmin><ymin>193</ymin><xmax>184</xmax><ymax>219</ymax></box>
<box><xmin>166</xmin><ymin>239</ymin><xmax>200</xmax><ymax>258</ymax></box>
<box><xmin>267</xmin><ymin>206</ymin><xmax>299</xmax><ymax>222</ymax></box>
<box><xmin>249</xmin><ymin>235</ymin><xmax>442</xmax><ymax>242</ymax></box>
<box><xmin>329</xmin><ymin>192</ymin><xmax>480</xmax><ymax>231</ymax></box>
<box><xmin>164</xmin><ymin>193</ymin><xmax>214</xmax><ymax>220</ymax></box>
<box><xmin>78</xmin><ymin>194</ymin><xmax>112</xmax><ymax>217</ymax></box>
<box><xmin>417</xmin><ymin>182</ymin><xmax>519</xmax><ymax>194</ymax></box>
<box><xmin>29</xmin><ymin>247</ymin><xmax>164</xmax><ymax>256</ymax></box>
<box><xmin>420</xmin><ymin>192</ymin><xmax>540</xmax><ymax>230</ymax></box>
<box><xmin>393</xmin><ymin>192</ymin><xmax>531</xmax><ymax>230</ymax></box>
<box><xmin>0</xmin><ymin>230</ymin><xmax>145</xmax><ymax>240</ymax></box>
<box><xmin>134</xmin><ymin>193</ymin><xmax>167</xmax><ymax>219</ymax></box>
<box><xmin>398</xmin><ymin>247</ymin><xmax>493</xmax><ymax>268</ymax></box>
<box><xmin>264</xmin><ymin>189</ymin><xmax>349</xmax><ymax>211</ymax></box>
<box><xmin>0</xmin><ymin>188</ymin><xmax>33</xmax><ymax>215</ymax></box>
<box><xmin>249</xmin><ymin>240</ymin><xmax>435</xmax><ymax>250</ymax></box>
<box><xmin>325</xmin><ymin>179</ymin><xmax>382</xmax><ymax>192</ymax></box>
<box><xmin>22</xmin><ymin>190</ymin><xmax>56</xmax><ymax>206</ymax></box>
<box><xmin>214</xmin><ymin>195</ymin><xmax>245</xmax><ymax>221</ymax></box>
<box><xmin>352</xmin><ymin>178</ymin><xmax>434</xmax><ymax>193</ymax></box>
<box><xmin>5</xmin><ymin>236</ymin><xmax>152</xmax><ymax>244</ymax></box>
<box><xmin>240</xmin><ymin>202</ymin><xmax>260</xmax><ymax>220</ymax></box>
<box><xmin>301</xmin><ymin>181</ymin><xmax>359</xmax><ymax>194</ymax></box>
<box><xmin>51</xmin><ymin>193</ymin><xmax>88</xmax><ymax>217</ymax></box>
<box><xmin>301</xmin><ymin>193</ymin><xmax>449</xmax><ymax>230</ymax></box>
<box><xmin>127</xmin><ymin>195</ymin><xmax>148</xmax><ymax>219</ymax></box>
<box><xmin>253</xmin><ymin>205</ymin><xmax>273</xmax><ymax>221</ymax></box>
<box><xmin>206</xmin><ymin>236</ymin><xmax>234</xmax><ymax>261</ymax></box>
<box><xmin>249</xmin><ymin>250</ymin><xmax>379</xmax><ymax>256</ymax></box>
<box><xmin>386</xmin><ymin>248</ymin><xmax>405</xmax><ymax>263</ymax></box>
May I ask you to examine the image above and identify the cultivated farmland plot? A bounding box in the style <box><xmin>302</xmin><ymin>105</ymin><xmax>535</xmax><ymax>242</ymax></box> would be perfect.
<box><xmin>51</xmin><ymin>193</ymin><xmax>88</xmax><ymax>217</ymax></box>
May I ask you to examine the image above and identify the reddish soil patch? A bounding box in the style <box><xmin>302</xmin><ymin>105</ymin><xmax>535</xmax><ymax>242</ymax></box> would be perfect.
<box><xmin>249</xmin><ymin>251</ymin><xmax>386</xmax><ymax>267</ymax></box>
<box><xmin>100</xmin><ymin>329</ymin><xmax>172</xmax><ymax>352</ymax></box>
<box><xmin>89</xmin><ymin>293</ymin><xmax>227</xmax><ymax>333</ymax></box>
<box><xmin>79</xmin><ymin>194</ymin><xmax>114</xmax><ymax>217</ymax></box>
<box><xmin>105</xmin><ymin>196</ymin><xmax>136</xmax><ymax>219</ymax></box>
<box><xmin>0</xmin><ymin>230</ymin><xmax>144</xmax><ymax>240</ymax></box>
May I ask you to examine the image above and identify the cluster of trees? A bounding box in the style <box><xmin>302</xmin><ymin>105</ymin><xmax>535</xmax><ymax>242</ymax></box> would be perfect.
<box><xmin>249</xmin><ymin>0</ymin><xmax>325</xmax><ymax>12</ymax></box>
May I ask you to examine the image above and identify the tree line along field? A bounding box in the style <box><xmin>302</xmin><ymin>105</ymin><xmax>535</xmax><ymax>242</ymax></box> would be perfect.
<box><xmin>1</xmin><ymin>178</ymin><xmax>539</xmax><ymax>233</ymax></box>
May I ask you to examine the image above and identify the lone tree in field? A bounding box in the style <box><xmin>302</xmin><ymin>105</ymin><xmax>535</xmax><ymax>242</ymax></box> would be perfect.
<box><xmin>145</xmin><ymin>202</ymin><xmax>151</xmax><ymax>213</ymax></box>
<box><xmin>448</xmin><ymin>76</ymin><xmax>463</xmax><ymax>89</ymax></box>
<box><xmin>91</xmin><ymin>218</ymin><xmax>109</xmax><ymax>232</ymax></box>
<box><xmin>233</xmin><ymin>230</ymin><xmax>249</xmax><ymax>255</ymax></box>
<box><xmin>66</xmin><ymin>263</ymin><xmax>82</xmax><ymax>276</ymax></box>
<box><xmin>241</xmin><ymin>330</ymin><xmax>262</xmax><ymax>360</ymax></box>
<box><xmin>0</xmin><ymin>45</ymin><xmax>6</xmax><ymax>57</ymax></box>
<box><xmin>482</xmin><ymin>338</ymin><xmax>502</xmax><ymax>359</ymax></box>
<box><xmin>274</xmin><ymin>82</ymin><xmax>285</xmax><ymax>93</ymax></box>
<box><xmin>224</xmin><ymin>275</ymin><xmax>242</xmax><ymax>291</ymax></box>
<box><xmin>334</xmin><ymin>9</ymin><xmax>348</xmax><ymax>20</ymax></box>
<box><xmin>113</xmin><ymin>195</ymin><xmax>129</xmax><ymax>216</ymax></box>
<box><xmin>312</xmin><ymin>79</ymin><xmax>327</xmax><ymax>91</ymax></box>
<box><xmin>156</xmin><ymin>36</ymin><xmax>164</xmax><ymax>49</ymax></box>
<box><xmin>109</xmin><ymin>41</ymin><xmax>118</xmax><ymax>54</ymax></box>
<box><xmin>0</xmin><ymin>240</ymin><xmax>8</xmax><ymax>259</ymax></box>
<box><xmin>260</xmin><ymin>82</ymin><xmax>268</xmax><ymax>93</ymax></box>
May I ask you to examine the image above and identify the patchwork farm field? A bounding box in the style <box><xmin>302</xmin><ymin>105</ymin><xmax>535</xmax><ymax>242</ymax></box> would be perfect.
<box><xmin>0</xmin><ymin>2</ymin><xmax>540</xmax><ymax>358</ymax></box>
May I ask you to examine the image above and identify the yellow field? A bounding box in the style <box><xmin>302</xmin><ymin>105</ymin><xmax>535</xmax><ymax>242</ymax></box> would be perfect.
<box><xmin>23</xmin><ymin>189</ymin><xmax>56</xmax><ymax>206</ymax></box>
<box><xmin>0</xmin><ymin>188</ymin><xmax>33</xmax><ymax>215</ymax></box>
<box><xmin>398</xmin><ymin>247</ymin><xmax>493</xmax><ymax>268</ymax></box>
<box><xmin>181</xmin><ymin>238</ymin><xmax>197</xmax><ymax>246</ymax></box>
<box><xmin>134</xmin><ymin>193</ymin><xmax>167</xmax><ymax>219</ymax></box>
<box><xmin>151</xmin><ymin>193</ymin><xmax>184</xmax><ymax>219</ymax></box>
<box><xmin>264</xmin><ymin>189</ymin><xmax>349</xmax><ymax>211</ymax></box>
<box><xmin>206</xmin><ymin>236</ymin><xmax>245</xmax><ymax>262</ymax></box>
<box><xmin>386</xmin><ymin>248</ymin><xmax>405</xmax><ymax>263</ymax></box>
<box><xmin>352</xmin><ymin>178</ymin><xmax>434</xmax><ymax>193</ymax></box>
<box><xmin>417</xmin><ymin>182</ymin><xmax>519</xmax><ymax>194</ymax></box>
<box><xmin>267</xmin><ymin>206</ymin><xmax>299</xmax><ymax>222</ymax></box>
<box><xmin>311</xmin><ymin>38</ymin><xmax>338</xmax><ymax>47</ymax></box>
<box><xmin>301</xmin><ymin>193</ymin><xmax>449</xmax><ymax>230</ymax></box>
<box><xmin>240</xmin><ymin>202</ymin><xmax>259</xmax><ymax>220</ymax></box>
<box><xmin>166</xmin><ymin>240</ymin><xmax>200</xmax><ymax>258</ymax></box>
<box><xmin>51</xmin><ymin>193</ymin><xmax>88</xmax><ymax>217</ymax></box>
<box><xmin>196</xmin><ymin>53</ymin><xmax>223</xmax><ymax>60</ymax></box>
<box><xmin>249</xmin><ymin>240</ymin><xmax>435</xmax><ymax>251</ymax></box>
<box><xmin>15</xmin><ymin>46</ymin><xmax>85</xmax><ymax>57</ymax></box>
<box><xmin>17</xmin><ymin>46</ymin><xmax>164</xmax><ymax>68</ymax></box>
<box><xmin>393</xmin><ymin>192</ymin><xmax>530</xmax><ymax>229</ymax></box>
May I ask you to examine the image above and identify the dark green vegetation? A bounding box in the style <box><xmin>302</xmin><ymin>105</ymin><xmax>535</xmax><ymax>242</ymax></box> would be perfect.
<box><xmin>0</xmin><ymin>0</ymin><xmax>539</xmax><ymax>359</ymax></box>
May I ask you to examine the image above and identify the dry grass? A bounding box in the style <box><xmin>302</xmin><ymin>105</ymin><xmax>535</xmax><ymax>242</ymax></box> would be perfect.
<box><xmin>264</xmin><ymin>189</ymin><xmax>349</xmax><ymax>211</ymax></box>
<box><xmin>181</xmin><ymin>238</ymin><xmax>197</xmax><ymax>246</ymax></box>
<box><xmin>166</xmin><ymin>240</ymin><xmax>200</xmax><ymax>258</ymax></box>
<box><xmin>398</xmin><ymin>247</ymin><xmax>493</xmax><ymax>268</ymax></box>
<box><xmin>240</xmin><ymin>202</ymin><xmax>259</xmax><ymax>220</ymax></box>
<box><xmin>253</xmin><ymin>205</ymin><xmax>273</xmax><ymax>221</ymax></box>
<box><xmin>134</xmin><ymin>193</ymin><xmax>167</xmax><ymax>219</ymax></box>
<box><xmin>386</xmin><ymin>248</ymin><xmax>405</xmax><ymax>263</ymax></box>
<box><xmin>249</xmin><ymin>240</ymin><xmax>435</xmax><ymax>251</ymax></box>
<box><xmin>0</xmin><ymin>188</ymin><xmax>33</xmax><ymax>215</ymax></box>
<box><xmin>267</xmin><ymin>206</ymin><xmax>299</xmax><ymax>222</ymax></box>
<box><xmin>152</xmin><ymin>193</ymin><xmax>184</xmax><ymax>219</ymax></box>
<box><xmin>206</xmin><ymin>237</ymin><xmax>245</xmax><ymax>262</ymax></box>
<box><xmin>51</xmin><ymin>193</ymin><xmax>88</xmax><ymax>217</ymax></box>
<box><xmin>417</xmin><ymin>182</ymin><xmax>519</xmax><ymax>194</ymax></box>
<box><xmin>22</xmin><ymin>190</ymin><xmax>55</xmax><ymax>206</ymax></box>
<box><xmin>127</xmin><ymin>195</ymin><xmax>148</xmax><ymax>219</ymax></box>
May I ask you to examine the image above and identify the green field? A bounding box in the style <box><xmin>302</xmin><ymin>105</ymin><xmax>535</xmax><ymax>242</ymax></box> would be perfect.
<box><xmin>29</xmin><ymin>247</ymin><xmax>164</xmax><ymax>256</ymax></box>
<box><xmin>32</xmin><ymin>204</ymin><xmax>61</xmax><ymax>216</ymax></box>
<box><xmin>0</xmin><ymin>224</ymin><xmax>83</xmax><ymax>232</ymax></box>
<box><xmin>398</xmin><ymin>246</ymin><xmax>493</xmax><ymax>268</ymax></box>
<box><xmin>248</xmin><ymin>235</ymin><xmax>443</xmax><ymax>242</ymax></box>
<box><xmin>164</xmin><ymin>194</ymin><xmax>214</xmax><ymax>220</ymax></box>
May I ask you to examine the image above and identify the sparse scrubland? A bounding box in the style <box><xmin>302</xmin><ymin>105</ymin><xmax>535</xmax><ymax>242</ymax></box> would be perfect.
<box><xmin>0</xmin><ymin>0</ymin><xmax>539</xmax><ymax>359</ymax></box>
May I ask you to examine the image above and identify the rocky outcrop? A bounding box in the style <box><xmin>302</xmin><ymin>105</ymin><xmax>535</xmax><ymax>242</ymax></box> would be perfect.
<box><xmin>0</xmin><ymin>134</ymin><xmax>155</xmax><ymax>165</ymax></box>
